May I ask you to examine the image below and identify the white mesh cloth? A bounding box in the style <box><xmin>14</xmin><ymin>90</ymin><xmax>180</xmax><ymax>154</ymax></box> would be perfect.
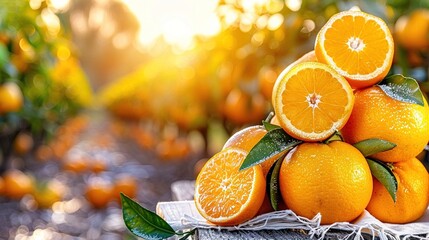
<box><xmin>156</xmin><ymin>200</ymin><xmax>429</xmax><ymax>240</ymax></box>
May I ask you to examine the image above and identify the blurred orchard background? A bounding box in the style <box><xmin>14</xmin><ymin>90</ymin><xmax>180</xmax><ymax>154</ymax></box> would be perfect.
<box><xmin>0</xmin><ymin>0</ymin><xmax>428</xmax><ymax>239</ymax></box>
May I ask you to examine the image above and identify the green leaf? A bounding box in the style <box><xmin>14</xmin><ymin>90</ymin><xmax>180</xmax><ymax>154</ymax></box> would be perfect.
<box><xmin>0</xmin><ymin>44</ymin><xmax>9</xmax><ymax>67</ymax></box>
<box><xmin>262</xmin><ymin>120</ymin><xmax>281</xmax><ymax>131</ymax></box>
<box><xmin>324</xmin><ymin>131</ymin><xmax>343</xmax><ymax>143</ymax></box>
<box><xmin>121</xmin><ymin>193</ymin><xmax>176</xmax><ymax>240</ymax></box>
<box><xmin>266</xmin><ymin>155</ymin><xmax>286</xmax><ymax>211</ymax></box>
<box><xmin>366</xmin><ymin>158</ymin><xmax>398</xmax><ymax>202</ymax></box>
<box><xmin>378</xmin><ymin>74</ymin><xmax>425</xmax><ymax>106</ymax></box>
<box><xmin>353</xmin><ymin>138</ymin><xmax>396</xmax><ymax>157</ymax></box>
<box><xmin>240</xmin><ymin>128</ymin><xmax>302</xmax><ymax>171</ymax></box>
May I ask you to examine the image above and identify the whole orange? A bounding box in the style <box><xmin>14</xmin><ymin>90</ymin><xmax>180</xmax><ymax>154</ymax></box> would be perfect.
<box><xmin>223</xmin><ymin>88</ymin><xmax>267</xmax><ymax>125</ymax></box>
<box><xmin>223</xmin><ymin>125</ymin><xmax>277</xmax><ymax>176</ymax></box>
<box><xmin>85</xmin><ymin>177</ymin><xmax>113</xmax><ymax>209</ymax></box>
<box><xmin>0</xmin><ymin>82</ymin><xmax>23</xmax><ymax>114</ymax></box>
<box><xmin>395</xmin><ymin>9</ymin><xmax>429</xmax><ymax>50</ymax></box>
<box><xmin>366</xmin><ymin>158</ymin><xmax>429</xmax><ymax>223</ymax></box>
<box><xmin>3</xmin><ymin>169</ymin><xmax>34</xmax><ymax>199</ymax></box>
<box><xmin>258</xmin><ymin>66</ymin><xmax>281</xmax><ymax>101</ymax></box>
<box><xmin>341</xmin><ymin>86</ymin><xmax>429</xmax><ymax>162</ymax></box>
<box><xmin>13</xmin><ymin>132</ymin><xmax>34</xmax><ymax>156</ymax></box>
<box><xmin>279</xmin><ymin>141</ymin><xmax>373</xmax><ymax>224</ymax></box>
<box><xmin>112</xmin><ymin>174</ymin><xmax>138</xmax><ymax>202</ymax></box>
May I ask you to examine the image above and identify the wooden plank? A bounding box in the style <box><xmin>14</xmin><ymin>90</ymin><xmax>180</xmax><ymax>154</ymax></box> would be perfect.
<box><xmin>196</xmin><ymin>228</ymin><xmax>379</xmax><ymax>240</ymax></box>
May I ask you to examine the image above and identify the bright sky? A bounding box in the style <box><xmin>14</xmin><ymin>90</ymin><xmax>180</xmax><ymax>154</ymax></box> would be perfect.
<box><xmin>121</xmin><ymin>0</ymin><xmax>221</xmax><ymax>49</ymax></box>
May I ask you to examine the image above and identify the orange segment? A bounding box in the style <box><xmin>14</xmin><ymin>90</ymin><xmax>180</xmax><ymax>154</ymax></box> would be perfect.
<box><xmin>272</xmin><ymin>62</ymin><xmax>354</xmax><ymax>141</ymax></box>
<box><xmin>194</xmin><ymin>148</ymin><xmax>265</xmax><ymax>226</ymax></box>
<box><xmin>315</xmin><ymin>10</ymin><xmax>394</xmax><ymax>89</ymax></box>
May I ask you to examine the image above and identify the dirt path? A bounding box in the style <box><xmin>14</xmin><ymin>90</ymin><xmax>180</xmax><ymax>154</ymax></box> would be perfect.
<box><xmin>0</xmin><ymin>110</ymin><xmax>199</xmax><ymax>239</ymax></box>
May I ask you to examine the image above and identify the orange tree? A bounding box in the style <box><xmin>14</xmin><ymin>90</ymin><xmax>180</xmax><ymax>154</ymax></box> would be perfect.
<box><xmin>101</xmin><ymin>0</ymin><xmax>429</xmax><ymax>158</ymax></box>
<box><xmin>0</xmin><ymin>1</ymin><xmax>91</xmax><ymax>172</ymax></box>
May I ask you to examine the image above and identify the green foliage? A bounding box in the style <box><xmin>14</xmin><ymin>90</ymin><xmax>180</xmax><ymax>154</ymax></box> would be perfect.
<box><xmin>0</xmin><ymin>0</ymin><xmax>86</xmax><ymax>141</ymax></box>
<box><xmin>378</xmin><ymin>74</ymin><xmax>425</xmax><ymax>106</ymax></box>
<box><xmin>240</xmin><ymin>128</ymin><xmax>301</xmax><ymax>171</ymax></box>
<box><xmin>366</xmin><ymin>159</ymin><xmax>398</xmax><ymax>202</ymax></box>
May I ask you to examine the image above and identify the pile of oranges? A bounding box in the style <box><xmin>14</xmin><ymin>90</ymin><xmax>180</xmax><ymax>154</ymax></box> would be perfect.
<box><xmin>194</xmin><ymin>9</ymin><xmax>429</xmax><ymax>227</ymax></box>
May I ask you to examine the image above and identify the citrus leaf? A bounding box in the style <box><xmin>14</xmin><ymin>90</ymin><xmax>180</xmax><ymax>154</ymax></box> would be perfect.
<box><xmin>0</xmin><ymin>44</ymin><xmax>9</xmax><ymax>67</ymax></box>
<box><xmin>262</xmin><ymin>120</ymin><xmax>281</xmax><ymax>131</ymax></box>
<box><xmin>266</xmin><ymin>154</ymin><xmax>286</xmax><ymax>211</ymax></box>
<box><xmin>240</xmin><ymin>128</ymin><xmax>302</xmax><ymax>171</ymax></box>
<box><xmin>324</xmin><ymin>131</ymin><xmax>343</xmax><ymax>143</ymax></box>
<box><xmin>121</xmin><ymin>193</ymin><xmax>176</xmax><ymax>240</ymax></box>
<box><xmin>378</xmin><ymin>74</ymin><xmax>424</xmax><ymax>106</ymax></box>
<box><xmin>366</xmin><ymin>158</ymin><xmax>398</xmax><ymax>202</ymax></box>
<box><xmin>353</xmin><ymin>138</ymin><xmax>396</xmax><ymax>157</ymax></box>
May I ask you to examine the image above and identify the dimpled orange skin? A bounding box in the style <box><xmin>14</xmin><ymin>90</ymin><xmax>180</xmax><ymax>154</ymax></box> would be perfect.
<box><xmin>222</xmin><ymin>125</ymin><xmax>277</xmax><ymax>176</ymax></box>
<box><xmin>341</xmin><ymin>86</ymin><xmax>429</xmax><ymax>162</ymax></box>
<box><xmin>366</xmin><ymin>158</ymin><xmax>429</xmax><ymax>223</ymax></box>
<box><xmin>279</xmin><ymin>141</ymin><xmax>373</xmax><ymax>225</ymax></box>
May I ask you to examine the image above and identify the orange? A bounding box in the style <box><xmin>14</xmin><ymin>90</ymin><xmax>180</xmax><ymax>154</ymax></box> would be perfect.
<box><xmin>271</xmin><ymin>51</ymin><xmax>318</xmax><ymax>97</ymax></box>
<box><xmin>279</xmin><ymin>141</ymin><xmax>373</xmax><ymax>224</ymax></box>
<box><xmin>272</xmin><ymin>62</ymin><xmax>354</xmax><ymax>142</ymax></box>
<box><xmin>195</xmin><ymin>148</ymin><xmax>265</xmax><ymax>226</ymax></box>
<box><xmin>112</xmin><ymin>174</ymin><xmax>138</xmax><ymax>202</ymax></box>
<box><xmin>315</xmin><ymin>10</ymin><xmax>394</xmax><ymax>89</ymax></box>
<box><xmin>63</xmin><ymin>157</ymin><xmax>88</xmax><ymax>173</ymax></box>
<box><xmin>13</xmin><ymin>132</ymin><xmax>34</xmax><ymax>156</ymax></box>
<box><xmin>0</xmin><ymin>82</ymin><xmax>24</xmax><ymax>114</ymax></box>
<box><xmin>223</xmin><ymin>88</ymin><xmax>267</xmax><ymax>125</ymax></box>
<box><xmin>366</xmin><ymin>158</ymin><xmax>429</xmax><ymax>223</ymax></box>
<box><xmin>259</xmin><ymin>66</ymin><xmax>284</xmax><ymax>101</ymax></box>
<box><xmin>223</xmin><ymin>125</ymin><xmax>277</xmax><ymax>176</ymax></box>
<box><xmin>3</xmin><ymin>169</ymin><xmax>34</xmax><ymax>200</ymax></box>
<box><xmin>85</xmin><ymin>177</ymin><xmax>113</xmax><ymax>209</ymax></box>
<box><xmin>341</xmin><ymin>86</ymin><xmax>429</xmax><ymax>162</ymax></box>
<box><xmin>395</xmin><ymin>9</ymin><xmax>429</xmax><ymax>50</ymax></box>
<box><xmin>0</xmin><ymin>177</ymin><xmax>4</xmax><ymax>195</ymax></box>
<box><xmin>35</xmin><ymin>145</ymin><xmax>53</xmax><ymax>162</ymax></box>
<box><xmin>89</xmin><ymin>158</ymin><xmax>108</xmax><ymax>174</ymax></box>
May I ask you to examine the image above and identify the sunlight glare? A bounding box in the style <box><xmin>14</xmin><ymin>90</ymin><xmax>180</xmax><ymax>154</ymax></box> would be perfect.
<box><xmin>121</xmin><ymin>0</ymin><xmax>220</xmax><ymax>49</ymax></box>
<box><xmin>286</xmin><ymin>0</ymin><xmax>302</xmax><ymax>12</ymax></box>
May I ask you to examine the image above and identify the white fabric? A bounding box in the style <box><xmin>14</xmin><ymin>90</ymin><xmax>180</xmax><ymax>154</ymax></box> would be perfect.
<box><xmin>156</xmin><ymin>200</ymin><xmax>429</xmax><ymax>240</ymax></box>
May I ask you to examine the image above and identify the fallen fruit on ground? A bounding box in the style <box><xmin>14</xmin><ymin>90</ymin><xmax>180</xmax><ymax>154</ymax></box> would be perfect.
<box><xmin>2</xmin><ymin>169</ymin><xmax>34</xmax><ymax>200</ymax></box>
<box><xmin>341</xmin><ymin>86</ymin><xmax>429</xmax><ymax>162</ymax></box>
<box><xmin>85</xmin><ymin>177</ymin><xmax>113</xmax><ymax>209</ymax></box>
<box><xmin>366</xmin><ymin>158</ymin><xmax>429</xmax><ymax>223</ymax></box>
<box><xmin>194</xmin><ymin>148</ymin><xmax>265</xmax><ymax>226</ymax></box>
<box><xmin>279</xmin><ymin>141</ymin><xmax>373</xmax><ymax>225</ymax></box>
<box><xmin>112</xmin><ymin>174</ymin><xmax>138</xmax><ymax>202</ymax></box>
<box><xmin>315</xmin><ymin>10</ymin><xmax>394</xmax><ymax>89</ymax></box>
<box><xmin>272</xmin><ymin>62</ymin><xmax>354</xmax><ymax>142</ymax></box>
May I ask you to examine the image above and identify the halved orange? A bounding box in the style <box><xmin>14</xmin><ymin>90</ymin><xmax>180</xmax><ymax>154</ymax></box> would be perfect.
<box><xmin>194</xmin><ymin>148</ymin><xmax>265</xmax><ymax>226</ymax></box>
<box><xmin>272</xmin><ymin>50</ymin><xmax>318</xmax><ymax>97</ymax></box>
<box><xmin>272</xmin><ymin>62</ymin><xmax>354</xmax><ymax>142</ymax></box>
<box><xmin>315</xmin><ymin>10</ymin><xmax>394</xmax><ymax>89</ymax></box>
